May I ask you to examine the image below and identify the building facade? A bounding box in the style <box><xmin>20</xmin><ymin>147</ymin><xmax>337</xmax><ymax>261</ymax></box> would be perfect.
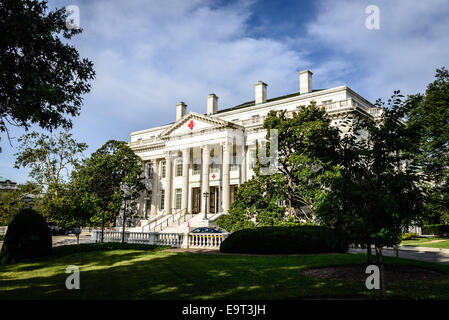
<box><xmin>129</xmin><ymin>70</ymin><xmax>382</xmax><ymax>223</ymax></box>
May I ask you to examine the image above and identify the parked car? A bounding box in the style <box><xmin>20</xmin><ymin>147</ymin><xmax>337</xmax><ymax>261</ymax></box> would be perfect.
<box><xmin>190</xmin><ymin>227</ymin><xmax>225</xmax><ymax>233</ymax></box>
<box><xmin>65</xmin><ymin>228</ymin><xmax>81</xmax><ymax>235</ymax></box>
<box><xmin>47</xmin><ymin>222</ymin><xmax>60</xmax><ymax>235</ymax></box>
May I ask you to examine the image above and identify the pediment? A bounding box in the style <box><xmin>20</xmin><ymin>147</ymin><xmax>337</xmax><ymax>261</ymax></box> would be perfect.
<box><xmin>160</xmin><ymin>112</ymin><xmax>237</xmax><ymax>137</ymax></box>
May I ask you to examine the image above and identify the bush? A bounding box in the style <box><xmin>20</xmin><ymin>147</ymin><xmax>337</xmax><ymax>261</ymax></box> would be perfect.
<box><xmin>401</xmin><ymin>232</ymin><xmax>419</xmax><ymax>240</ymax></box>
<box><xmin>422</xmin><ymin>224</ymin><xmax>449</xmax><ymax>237</ymax></box>
<box><xmin>220</xmin><ymin>226</ymin><xmax>349</xmax><ymax>254</ymax></box>
<box><xmin>0</xmin><ymin>208</ymin><xmax>52</xmax><ymax>263</ymax></box>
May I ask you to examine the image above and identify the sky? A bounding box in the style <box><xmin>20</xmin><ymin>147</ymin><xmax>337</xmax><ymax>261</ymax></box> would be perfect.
<box><xmin>2</xmin><ymin>0</ymin><xmax>449</xmax><ymax>183</ymax></box>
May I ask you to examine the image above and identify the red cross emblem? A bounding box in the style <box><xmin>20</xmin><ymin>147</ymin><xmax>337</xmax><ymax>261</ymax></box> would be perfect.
<box><xmin>211</xmin><ymin>174</ymin><xmax>216</xmax><ymax>179</ymax></box>
<box><xmin>187</xmin><ymin>120</ymin><xmax>194</xmax><ymax>130</ymax></box>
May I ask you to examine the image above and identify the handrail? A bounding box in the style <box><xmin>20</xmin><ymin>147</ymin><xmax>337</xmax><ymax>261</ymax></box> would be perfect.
<box><xmin>152</xmin><ymin>208</ymin><xmax>186</xmax><ymax>232</ymax></box>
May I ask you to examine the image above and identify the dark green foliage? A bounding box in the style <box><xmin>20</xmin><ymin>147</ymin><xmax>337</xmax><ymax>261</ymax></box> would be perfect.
<box><xmin>220</xmin><ymin>226</ymin><xmax>349</xmax><ymax>254</ymax></box>
<box><xmin>422</xmin><ymin>225</ymin><xmax>449</xmax><ymax>237</ymax></box>
<box><xmin>0</xmin><ymin>0</ymin><xmax>95</xmax><ymax>136</ymax></box>
<box><xmin>51</xmin><ymin>243</ymin><xmax>168</xmax><ymax>257</ymax></box>
<box><xmin>0</xmin><ymin>208</ymin><xmax>52</xmax><ymax>263</ymax></box>
<box><xmin>406</xmin><ymin>67</ymin><xmax>449</xmax><ymax>225</ymax></box>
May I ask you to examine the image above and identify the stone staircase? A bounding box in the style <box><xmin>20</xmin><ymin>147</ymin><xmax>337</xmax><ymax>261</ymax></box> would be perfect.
<box><xmin>130</xmin><ymin>211</ymin><xmax>227</xmax><ymax>233</ymax></box>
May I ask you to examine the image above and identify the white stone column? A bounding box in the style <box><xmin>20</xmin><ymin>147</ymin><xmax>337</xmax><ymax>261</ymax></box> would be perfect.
<box><xmin>240</xmin><ymin>145</ymin><xmax>247</xmax><ymax>184</ymax></box>
<box><xmin>150</xmin><ymin>159</ymin><xmax>159</xmax><ymax>215</ymax></box>
<box><xmin>182</xmin><ymin>148</ymin><xmax>190</xmax><ymax>214</ymax></box>
<box><xmin>164</xmin><ymin>152</ymin><xmax>172</xmax><ymax>214</ymax></box>
<box><xmin>222</xmin><ymin>141</ymin><xmax>231</xmax><ymax>213</ymax></box>
<box><xmin>201</xmin><ymin>145</ymin><xmax>210</xmax><ymax>218</ymax></box>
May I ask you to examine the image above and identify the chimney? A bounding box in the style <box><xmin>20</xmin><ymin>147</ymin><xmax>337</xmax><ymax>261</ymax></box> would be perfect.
<box><xmin>176</xmin><ymin>102</ymin><xmax>187</xmax><ymax>121</ymax></box>
<box><xmin>207</xmin><ymin>94</ymin><xmax>218</xmax><ymax>115</ymax></box>
<box><xmin>254</xmin><ymin>81</ymin><xmax>267</xmax><ymax>104</ymax></box>
<box><xmin>299</xmin><ymin>70</ymin><xmax>313</xmax><ymax>94</ymax></box>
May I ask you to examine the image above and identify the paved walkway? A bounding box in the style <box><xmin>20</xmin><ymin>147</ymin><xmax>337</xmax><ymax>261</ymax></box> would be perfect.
<box><xmin>349</xmin><ymin>246</ymin><xmax>449</xmax><ymax>265</ymax></box>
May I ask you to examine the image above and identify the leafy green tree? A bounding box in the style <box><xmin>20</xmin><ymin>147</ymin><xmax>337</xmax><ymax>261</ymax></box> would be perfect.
<box><xmin>0</xmin><ymin>182</ymin><xmax>42</xmax><ymax>225</ymax></box>
<box><xmin>14</xmin><ymin>130</ymin><xmax>88</xmax><ymax>196</ymax></box>
<box><xmin>317</xmin><ymin>91</ymin><xmax>424</xmax><ymax>296</ymax></box>
<box><xmin>218</xmin><ymin>103</ymin><xmax>341</xmax><ymax>231</ymax></box>
<box><xmin>262</xmin><ymin>102</ymin><xmax>341</xmax><ymax>221</ymax></box>
<box><xmin>0</xmin><ymin>0</ymin><xmax>95</xmax><ymax>142</ymax></box>
<box><xmin>406</xmin><ymin>67</ymin><xmax>449</xmax><ymax>224</ymax></box>
<box><xmin>72</xmin><ymin>140</ymin><xmax>145</xmax><ymax>240</ymax></box>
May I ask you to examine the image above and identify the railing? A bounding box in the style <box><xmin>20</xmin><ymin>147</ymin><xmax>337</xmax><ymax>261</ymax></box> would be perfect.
<box><xmin>152</xmin><ymin>209</ymin><xmax>186</xmax><ymax>232</ymax></box>
<box><xmin>91</xmin><ymin>230</ymin><xmax>230</xmax><ymax>248</ymax></box>
<box><xmin>188</xmin><ymin>233</ymin><xmax>229</xmax><ymax>248</ymax></box>
<box><xmin>91</xmin><ymin>230</ymin><xmax>183</xmax><ymax>247</ymax></box>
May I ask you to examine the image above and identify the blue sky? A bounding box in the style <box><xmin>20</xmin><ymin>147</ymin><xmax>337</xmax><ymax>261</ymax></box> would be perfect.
<box><xmin>2</xmin><ymin>0</ymin><xmax>449</xmax><ymax>183</ymax></box>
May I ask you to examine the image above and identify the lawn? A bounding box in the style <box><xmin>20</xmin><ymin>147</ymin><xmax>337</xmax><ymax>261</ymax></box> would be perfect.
<box><xmin>1</xmin><ymin>245</ymin><xmax>449</xmax><ymax>300</ymax></box>
<box><xmin>401</xmin><ymin>237</ymin><xmax>449</xmax><ymax>249</ymax></box>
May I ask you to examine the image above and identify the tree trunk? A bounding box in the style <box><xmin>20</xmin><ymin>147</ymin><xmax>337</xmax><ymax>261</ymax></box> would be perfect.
<box><xmin>375</xmin><ymin>246</ymin><xmax>386</xmax><ymax>298</ymax></box>
<box><xmin>366</xmin><ymin>242</ymin><xmax>373</xmax><ymax>264</ymax></box>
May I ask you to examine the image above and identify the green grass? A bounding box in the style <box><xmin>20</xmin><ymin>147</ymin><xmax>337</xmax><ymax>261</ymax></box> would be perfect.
<box><xmin>401</xmin><ymin>237</ymin><xmax>449</xmax><ymax>249</ymax></box>
<box><xmin>1</xmin><ymin>247</ymin><xmax>449</xmax><ymax>300</ymax></box>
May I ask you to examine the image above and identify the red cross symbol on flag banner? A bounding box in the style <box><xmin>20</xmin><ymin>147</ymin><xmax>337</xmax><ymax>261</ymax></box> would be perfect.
<box><xmin>211</xmin><ymin>174</ymin><xmax>216</xmax><ymax>179</ymax></box>
<box><xmin>188</xmin><ymin>120</ymin><xmax>194</xmax><ymax>130</ymax></box>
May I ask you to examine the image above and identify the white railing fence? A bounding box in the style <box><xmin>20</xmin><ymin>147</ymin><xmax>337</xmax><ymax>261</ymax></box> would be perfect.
<box><xmin>91</xmin><ymin>230</ymin><xmax>229</xmax><ymax>249</ymax></box>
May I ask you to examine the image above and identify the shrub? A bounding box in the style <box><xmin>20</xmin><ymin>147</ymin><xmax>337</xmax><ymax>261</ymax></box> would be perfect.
<box><xmin>401</xmin><ymin>232</ymin><xmax>419</xmax><ymax>240</ymax></box>
<box><xmin>0</xmin><ymin>208</ymin><xmax>52</xmax><ymax>263</ymax></box>
<box><xmin>220</xmin><ymin>226</ymin><xmax>349</xmax><ymax>254</ymax></box>
<box><xmin>422</xmin><ymin>224</ymin><xmax>449</xmax><ymax>237</ymax></box>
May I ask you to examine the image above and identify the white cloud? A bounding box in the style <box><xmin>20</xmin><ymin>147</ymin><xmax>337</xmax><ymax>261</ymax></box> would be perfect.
<box><xmin>306</xmin><ymin>0</ymin><xmax>449</xmax><ymax>101</ymax></box>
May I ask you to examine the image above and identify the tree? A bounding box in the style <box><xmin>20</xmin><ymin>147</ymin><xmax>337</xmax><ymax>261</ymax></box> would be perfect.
<box><xmin>217</xmin><ymin>103</ymin><xmax>341</xmax><ymax>231</ymax></box>
<box><xmin>0</xmin><ymin>182</ymin><xmax>42</xmax><ymax>225</ymax></box>
<box><xmin>262</xmin><ymin>102</ymin><xmax>341</xmax><ymax>221</ymax></box>
<box><xmin>0</xmin><ymin>0</ymin><xmax>95</xmax><ymax>142</ymax></box>
<box><xmin>72</xmin><ymin>140</ymin><xmax>145</xmax><ymax>240</ymax></box>
<box><xmin>317</xmin><ymin>91</ymin><xmax>424</xmax><ymax>297</ymax></box>
<box><xmin>14</xmin><ymin>130</ymin><xmax>88</xmax><ymax>195</ymax></box>
<box><xmin>406</xmin><ymin>67</ymin><xmax>449</xmax><ymax>224</ymax></box>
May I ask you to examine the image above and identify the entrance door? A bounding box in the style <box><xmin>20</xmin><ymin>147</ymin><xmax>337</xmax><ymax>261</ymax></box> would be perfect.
<box><xmin>192</xmin><ymin>187</ymin><xmax>201</xmax><ymax>214</ymax></box>
<box><xmin>209</xmin><ymin>187</ymin><xmax>216</xmax><ymax>214</ymax></box>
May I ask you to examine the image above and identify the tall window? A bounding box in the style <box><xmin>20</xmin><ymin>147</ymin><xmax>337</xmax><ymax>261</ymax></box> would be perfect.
<box><xmin>147</xmin><ymin>163</ymin><xmax>153</xmax><ymax>180</ymax></box>
<box><xmin>193</xmin><ymin>162</ymin><xmax>201</xmax><ymax>175</ymax></box>
<box><xmin>161</xmin><ymin>161</ymin><xmax>166</xmax><ymax>178</ymax></box>
<box><xmin>160</xmin><ymin>189</ymin><xmax>165</xmax><ymax>210</ymax></box>
<box><xmin>175</xmin><ymin>159</ymin><xmax>183</xmax><ymax>177</ymax></box>
<box><xmin>175</xmin><ymin>189</ymin><xmax>182</xmax><ymax>210</ymax></box>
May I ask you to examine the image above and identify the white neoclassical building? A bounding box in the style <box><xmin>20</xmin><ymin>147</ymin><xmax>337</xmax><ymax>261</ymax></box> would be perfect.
<box><xmin>128</xmin><ymin>70</ymin><xmax>382</xmax><ymax>230</ymax></box>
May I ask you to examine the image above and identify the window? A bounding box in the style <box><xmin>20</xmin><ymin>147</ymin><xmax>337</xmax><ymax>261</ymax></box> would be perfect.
<box><xmin>249</xmin><ymin>150</ymin><xmax>257</xmax><ymax>169</ymax></box>
<box><xmin>175</xmin><ymin>189</ymin><xmax>182</xmax><ymax>210</ymax></box>
<box><xmin>161</xmin><ymin>161</ymin><xmax>166</xmax><ymax>178</ymax></box>
<box><xmin>210</xmin><ymin>161</ymin><xmax>219</xmax><ymax>173</ymax></box>
<box><xmin>193</xmin><ymin>163</ymin><xmax>201</xmax><ymax>175</ymax></box>
<box><xmin>160</xmin><ymin>189</ymin><xmax>165</xmax><ymax>210</ymax></box>
<box><xmin>146</xmin><ymin>163</ymin><xmax>154</xmax><ymax>180</ymax></box>
<box><xmin>175</xmin><ymin>159</ymin><xmax>183</xmax><ymax>177</ymax></box>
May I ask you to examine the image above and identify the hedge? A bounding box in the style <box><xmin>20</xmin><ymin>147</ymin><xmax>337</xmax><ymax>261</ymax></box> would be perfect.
<box><xmin>0</xmin><ymin>208</ymin><xmax>52</xmax><ymax>263</ymax></box>
<box><xmin>422</xmin><ymin>224</ymin><xmax>449</xmax><ymax>237</ymax></box>
<box><xmin>220</xmin><ymin>226</ymin><xmax>349</xmax><ymax>254</ymax></box>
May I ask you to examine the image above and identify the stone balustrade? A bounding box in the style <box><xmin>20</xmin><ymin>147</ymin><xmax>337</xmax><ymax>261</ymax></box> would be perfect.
<box><xmin>91</xmin><ymin>230</ymin><xmax>229</xmax><ymax>249</ymax></box>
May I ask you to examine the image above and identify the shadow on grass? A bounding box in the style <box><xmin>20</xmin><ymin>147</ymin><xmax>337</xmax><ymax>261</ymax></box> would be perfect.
<box><xmin>1</xmin><ymin>251</ymin><xmax>449</xmax><ymax>300</ymax></box>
